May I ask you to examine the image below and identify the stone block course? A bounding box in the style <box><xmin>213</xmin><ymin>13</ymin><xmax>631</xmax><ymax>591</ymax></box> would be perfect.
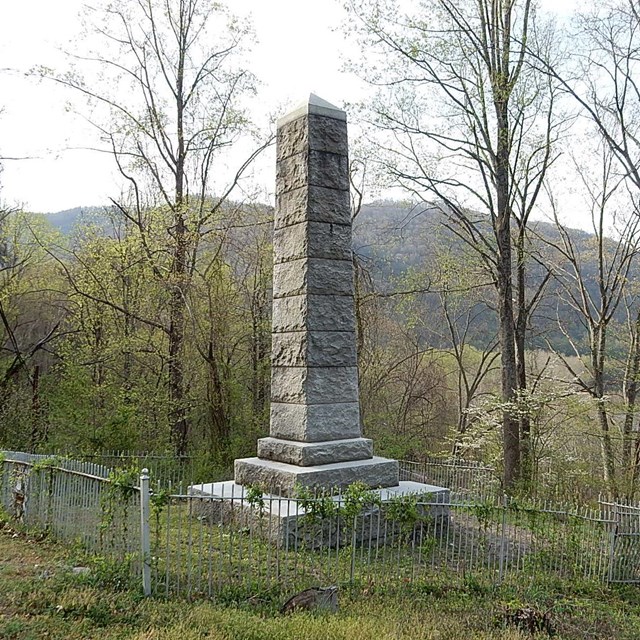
<box><xmin>234</xmin><ymin>457</ymin><xmax>400</xmax><ymax>496</ymax></box>
<box><xmin>272</xmin><ymin>294</ymin><xmax>356</xmax><ymax>333</ymax></box>
<box><xmin>271</xmin><ymin>366</ymin><xmax>359</xmax><ymax>404</ymax></box>
<box><xmin>273</xmin><ymin>258</ymin><xmax>354</xmax><ymax>298</ymax></box>
<box><xmin>271</xmin><ymin>331</ymin><xmax>357</xmax><ymax>368</ymax></box>
<box><xmin>308</xmin><ymin>115</ymin><xmax>349</xmax><ymax>156</ymax></box>
<box><xmin>276</xmin><ymin>116</ymin><xmax>307</xmax><ymax>162</ymax></box>
<box><xmin>277</xmin><ymin>114</ymin><xmax>349</xmax><ymax>162</ymax></box>
<box><xmin>273</xmin><ymin>221</ymin><xmax>352</xmax><ymax>263</ymax></box>
<box><xmin>275</xmin><ymin>186</ymin><xmax>351</xmax><ymax>229</ymax></box>
<box><xmin>276</xmin><ymin>150</ymin><xmax>349</xmax><ymax>194</ymax></box>
<box><xmin>269</xmin><ymin>402</ymin><xmax>362</xmax><ymax>442</ymax></box>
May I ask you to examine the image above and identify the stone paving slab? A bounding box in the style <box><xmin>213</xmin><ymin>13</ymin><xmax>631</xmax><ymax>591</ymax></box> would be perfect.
<box><xmin>187</xmin><ymin>479</ymin><xmax>451</xmax><ymax>548</ymax></box>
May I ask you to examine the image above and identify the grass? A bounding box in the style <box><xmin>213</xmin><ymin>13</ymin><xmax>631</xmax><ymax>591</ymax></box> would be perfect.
<box><xmin>2</xmin><ymin>518</ymin><xmax>640</xmax><ymax>639</ymax></box>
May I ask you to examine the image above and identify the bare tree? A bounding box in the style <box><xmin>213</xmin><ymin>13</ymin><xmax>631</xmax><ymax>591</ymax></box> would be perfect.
<box><xmin>546</xmin><ymin>142</ymin><xmax>640</xmax><ymax>497</ymax></box>
<box><xmin>438</xmin><ymin>289</ymin><xmax>500</xmax><ymax>456</ymax></box>
<box><xmin>0</xmin><ymin>203</ymin><xmax>65</xmax><ymax>450</ymax></box>
<box><xmin>345</xmin><ymin>0</ymin><xmax>564</xmax><ymax>489</ymax></box>
<box><xmin>534</xmin><ymin>1</ymin><xmax>640</xmax><ymax>195</ymax></box>
<box><xmin>39</xmin><ymin>0</ymin><xmax>271</xmax><ymax>455</ymax></box>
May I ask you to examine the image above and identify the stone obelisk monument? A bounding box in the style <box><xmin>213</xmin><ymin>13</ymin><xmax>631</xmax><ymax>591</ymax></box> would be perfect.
<box><xmin>234</xmin><ymin>95</ymin><xmax>399</xmax><ymax>495</ymax></box>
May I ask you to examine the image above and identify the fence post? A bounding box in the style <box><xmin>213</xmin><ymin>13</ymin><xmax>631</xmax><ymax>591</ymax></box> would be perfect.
<box><xmin>140</xmin><ymin>468</ymin><xmax>151</xmax><ymax>597</ymax></box>
<box><xmin>350</xmin><ymin>515</ymin><xmax>357</xmax><ymax>586</ymax></box>
<box><xmin>498</xmin><ymin>493</ymin><xmax>508</xmax><ymax>585</ymax></box>
<box><xmin>607</xmin><ymin>502</ymin><xmax>620</xmax><ymax>583</ymax></box>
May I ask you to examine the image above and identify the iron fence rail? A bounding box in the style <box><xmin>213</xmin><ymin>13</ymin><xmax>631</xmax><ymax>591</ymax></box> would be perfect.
<box><xmin>146</xmin><ymin>492</ymin><xmax>617</xmax><ymax>599</ymax></box>
<box><xmin>12</xmin><ymin>450</ymin><xmax>501</xmax><ymax>498</ymax></box>
<box><xmin>1</xmin><ymin>450</ymin><xmax>113</xmax><ymax>479</ymax></box>
<box><xmin>399</xmin><ymin>459</ymin><xmax>499</xmax><ymax>501</ymax></box>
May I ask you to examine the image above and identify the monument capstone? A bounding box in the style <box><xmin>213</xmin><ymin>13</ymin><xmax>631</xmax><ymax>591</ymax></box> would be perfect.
<box><xmin>190</xmin><ymin>95</ymin><xmax>448</xmax><ymax>539</ymax></box>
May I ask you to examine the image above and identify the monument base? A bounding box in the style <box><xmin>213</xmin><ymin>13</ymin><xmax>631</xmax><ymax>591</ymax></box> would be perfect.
<box><xmin>234</xmin><ymin>455</ymin><xmax>399</xmax><ymax>496</ymax></box>
<box><xmin>187</xmin><ymin>480</ymin><xmax>450</xmax><ymax>549</ymax></box>
<box><xmin>256</xmin><ymin>436</ymin><xmax>373</xmax><ymax>466</ymax></box>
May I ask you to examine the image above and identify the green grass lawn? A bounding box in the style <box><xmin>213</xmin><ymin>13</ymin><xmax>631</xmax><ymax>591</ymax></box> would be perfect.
<box><xmin>2</xmin><ymin>518</ymin><xmax>640</xmax><ymax>639</ymax></box>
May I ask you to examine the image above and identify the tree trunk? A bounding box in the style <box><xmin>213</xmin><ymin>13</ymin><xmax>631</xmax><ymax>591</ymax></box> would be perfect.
<box><xmin>168</xmin><ymin>215</ymin><xmax>188</xmax><ymax>456</ymax></box>
<box><xmin>121</xmin><ymin>272</ymin><xmax>133</xmax><ymax>403</ymax></box>
<box><xmin>250</xmin><ymin>272</ymin><xmax>269</xmax><ymax>419</ymax></box>
<box><xmin>515</xmin><ymin>232</ymin><xmax>531</xmax><ymax>485</ymax></box>
<box><xmin>206</xmin><ymin>340</ymin><xmax>229</xmax><ymax>456</ymax></box>
<box><xmin>495</xmin><ymin>97</ymin><xmax>520</xmax><ymax>491</ymax></box>
<box><xmin>169</xmin><ymin>20</ymin><xmax>189</xmax><ymax>457</ymax></box>
<box><xmin>498</xmin><ymin>260</ymin><xmax>520</xmax><ymax>491</ymax></box>
<box><xmin>623</xmin><ymin>309</ymin><xmax>640</xmax><ymax>495</ymax></box>
<box><xmin>593</xmin><ymin>325</ymin><xmax>618</xmax><ymax>497</ymax></box>
<box><xmin>29</xmin><ymin>364</ymin><xmax>43</xmax><ymax>453</ymax></box>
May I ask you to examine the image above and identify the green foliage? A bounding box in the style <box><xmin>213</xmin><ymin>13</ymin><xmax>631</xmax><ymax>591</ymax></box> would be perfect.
<box><xmin>6</xmin><ymin>526</ymin><xmax>640</xmax><ymax>640</ymax></box>
<box><xmin>150</xmin><ymin>487</ymin><xmax>170</xmax><ymax>515</ymax></box>
<box><xmin>294</xmin><ymin>484</ymin><xmax>340</xmax><ymax>522</ymax></box>
<box><xmin>245</xmin><ymin>483</ymin><xmax>266</xmax><ymax>514</ymax></box>
<box><xmin>105</xmin><ymin>467</ymin><xmax>138</xmax><ymax>499</ymax></box>
<box><xmin>100</xmin><ymin>467</ymin><xmax>138</xmax><ymax>547</ymax></box>
<box><xmin>340</xmin><ymin>481</ymin><xmax>381</xmax><ymax>521</ymax></box>
<box><xmin>31</xmin><ymin>455</ymin><xmax>64</xmax><ymax>473</ymax></box>
<box><xmin>384</xmin><ymin>493</ymin><xmax>430</xmax><ymax>534</ymax></box>
<box><xmin>472</xmin><ymin>501</ymin><xmax>500</xmax><ymax>530</ymax></box>
<box><xmin>83</xmin><ymin>554</ymin><xmax>138</xmax><ymax>593</ymax></box>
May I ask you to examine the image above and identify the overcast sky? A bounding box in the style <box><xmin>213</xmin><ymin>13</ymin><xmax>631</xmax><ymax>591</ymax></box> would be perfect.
<box><xmin>0</xmin><ymin>0</ymin><xmax>579</xmax><ymax>217</ymax></box>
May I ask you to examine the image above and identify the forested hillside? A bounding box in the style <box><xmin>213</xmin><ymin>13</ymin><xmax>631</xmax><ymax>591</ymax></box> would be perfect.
<box><xmin>42</xmin><ymin>200</ymin><xmax>601</xmax><ymax>356</ymax></box>
<box><xmin>354</xmin><ymin>201</ymin><xmax>605</xmax><ymax>356</ymax></box>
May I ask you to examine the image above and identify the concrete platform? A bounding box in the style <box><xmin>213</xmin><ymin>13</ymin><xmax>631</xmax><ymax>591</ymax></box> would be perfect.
<box><xmin>187</xmin><ymin>480</ymin><xmax>450</xmax><ymax>548</ymax></box>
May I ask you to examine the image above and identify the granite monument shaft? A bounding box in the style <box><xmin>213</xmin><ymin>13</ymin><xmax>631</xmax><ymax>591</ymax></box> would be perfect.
<box><xmin>234</xmin><ymin>95</ymin><xmax>399</xmax><ymax>494</ymax></box>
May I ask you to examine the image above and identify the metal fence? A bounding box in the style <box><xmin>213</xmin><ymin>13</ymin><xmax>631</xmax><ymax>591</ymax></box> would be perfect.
<box><xmin>0</xmin><ymin>456</ymin><xmax>140</xmax><ymax>570</ymax></box>
<box><xmin>399</xmin><ymin>458</ymin><xmax>499</xmax><ymax>501</ymax></box>
<box><xmin>601</xmin><ymin>499</ymin><xmax>640</xmax><ymax>583</ymax></box>
<box><xmin>145</xmin><ymin>489</ymin><xmax>625</xmax><ymax>599</ymax></box>
<box><xmin>20</xmin><ymin>450</ymin><xmax>227</xmax><ymax>490</ymax></box>
<box><xmin>2</xmin><ymin>451</ymin><xmax>640</xmax><ymax>600</ymax></box>
<box><xmin>1</xmin><ymin>450</ymin><xmax>113</xmax><ymax>479</ymax></box>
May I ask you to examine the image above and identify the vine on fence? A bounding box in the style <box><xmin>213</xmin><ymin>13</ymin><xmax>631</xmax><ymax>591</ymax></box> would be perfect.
<box><xmin>30</xmin><ymin>456</ymin><xmax>64</xmax><ymax>473</ymax></box>
<box><xmin>473</xmin><ymin>500</ymin><xmax>498</xmax><ymax>531</ymax></box>
<box><xmin>294</xmin><ymin>484</ymin><xmax>339</xmax><ymax>521</ymax></box>
<box><xmin>292</xmin><ymin>481</ymin><xmax>434</xmax><ymax>555</ymax></box>
<box><xmin>33</xmin><ymin>456</ymin><xmax>64</xmax><ymax>533</ymax></box>
<box><xmin>150</xmin><ymin>487</ymin><xmax>170</xmax><ymax>514</ymax></box>
<box><xmin>341</xmin><ymin>482</ymin><xmax>381</xmax><ymax>520</ymax></box>
<box><xmin>384</xmin><ymin>492</ymin><xmax>431</xmax><ymax>539</ymax></box>
<box><xmin>244</xmin><ymin>483</ymin><xmax>266</xmax><ymax>516</ymax></box>
<box><xmin>100</xmin><ymin>467</ymin><xmax>138</xmax><ymax>552</ymax></box>
<box><xmin>148</xmin><ymin>485</ymin><xmax>169</xmax><ymax>580</ymax></box>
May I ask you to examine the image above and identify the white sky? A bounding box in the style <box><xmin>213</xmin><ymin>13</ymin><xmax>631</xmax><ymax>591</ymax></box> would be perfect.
<box><xmin>0</xmin><ymin>0</ymin><xmax>579</xmax><ymax>216</ymax></box>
